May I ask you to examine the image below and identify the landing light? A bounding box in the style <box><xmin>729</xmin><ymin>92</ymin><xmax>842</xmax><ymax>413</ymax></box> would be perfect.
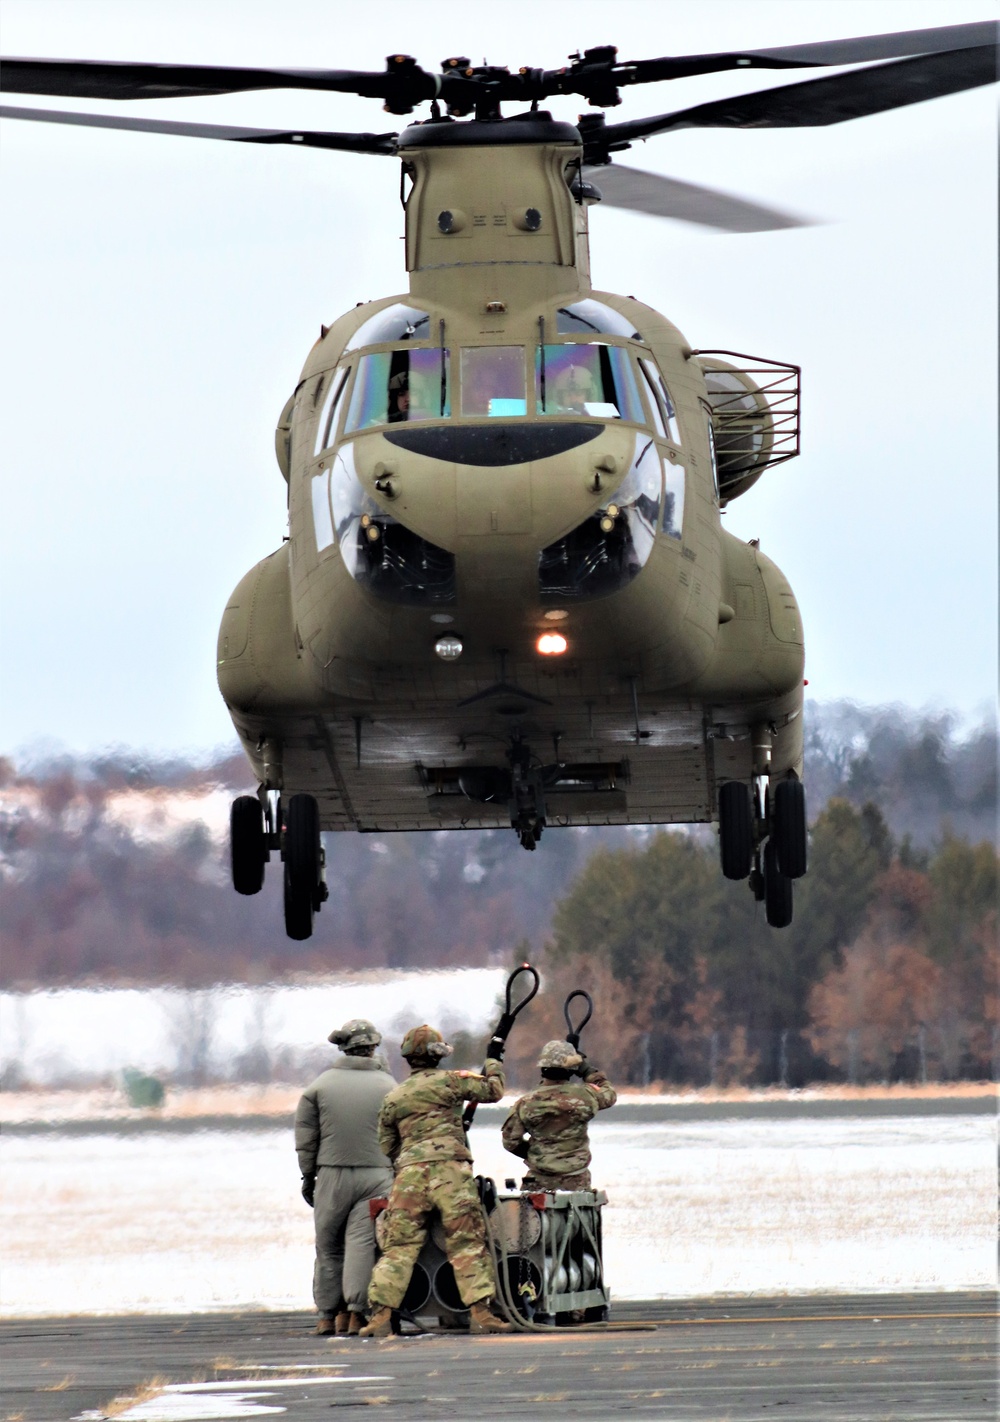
<box><xmin>537</xmin><ymin>633</ymin><xmax>568</xmax><ymax>656</ymax></box>
<box><xmin>434</xmin><ymin>635</ymin><xmax>464</xmax><ymax>661</ymax></box>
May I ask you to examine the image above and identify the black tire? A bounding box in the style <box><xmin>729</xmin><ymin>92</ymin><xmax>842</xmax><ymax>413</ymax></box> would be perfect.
<box><xmin>230</xmin><ymin>795</ymin><xmax>265</xmax><ymax>895</ymax></box>
<box><xmin>718</xmin><ymin>780</ymin><xmax>753</xmax><ymax>880</ymax></box>
<box><xmin>764</xmin><ymin>838</ymin><xmax>793</xmax><ymax>929</ymax></box>
<box><xmin>284</xmin><ymin>794</ymin><xmax>320</xmax><ymax>941</ymax></box>
<box><xmin>773</xmin><ymin>777</ymin><xmax>808</xmax><ymax>879</ymax></box>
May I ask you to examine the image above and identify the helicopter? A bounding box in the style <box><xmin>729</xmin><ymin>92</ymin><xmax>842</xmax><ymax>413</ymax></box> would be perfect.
<box><xmin>2</xmin><ymin>21</ymin><xmax>994</xmax><ymax>940</ymax></box>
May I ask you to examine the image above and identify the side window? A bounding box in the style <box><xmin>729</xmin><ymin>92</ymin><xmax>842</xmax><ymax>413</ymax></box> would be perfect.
<box><xmin>705</xmin><ymin>414</ymin><xmax>720</xmax><ymax>500</ymax></box>
<box><xmin>639</xmin><ymin>359</ymin><xmax>680</xmax><ymax>444</ymax></box>
<box><xmin>663</xmin><ymin>460</ymin><xmax>685</xmax><ymax>540</ymax></box>
<box><xmin>310</xmin><ymin>469</ymin><xmax>334</xmax><ymax>552</ymax></box>
<box><xmin>313</xmin><ymin>366</ymin><xmax>351</xmax><ymax>457</ymax></box>
<box><xmin>460</xmin><ymin>347</ymin><xmax>526</xmax><ymax>417</ymax></box>
<box><xmin>344</xmin><ymin>348</ymin><xmax>451</xmax><ymax>433</ymax></box>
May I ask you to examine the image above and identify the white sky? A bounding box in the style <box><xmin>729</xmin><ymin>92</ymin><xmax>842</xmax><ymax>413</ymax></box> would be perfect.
<box><xmin>1</xmin><ymin>0</ymin><xmax>996</xmax><ymax>757</ymax></box>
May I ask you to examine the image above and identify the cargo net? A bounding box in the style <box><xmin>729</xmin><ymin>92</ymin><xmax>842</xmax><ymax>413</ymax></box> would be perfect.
<box><xmin>694</xmin><ymin>350</ymin><xmax>801</xmax><ymax>492</ymax></box>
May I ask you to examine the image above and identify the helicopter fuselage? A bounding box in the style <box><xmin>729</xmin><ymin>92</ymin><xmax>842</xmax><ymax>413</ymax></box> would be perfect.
<box><xmin>217</xmin><ymin>116</ymin><xmax>804</xmax><ymax>838</ymax></box>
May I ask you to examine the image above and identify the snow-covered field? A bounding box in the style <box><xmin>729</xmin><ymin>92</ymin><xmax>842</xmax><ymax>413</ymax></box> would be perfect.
<box><xmin>1</xmin><ymin>1113</ymin><xmax>993</xmax><ymax>1315</ymax></box>
<box><xmin>0</xmin><ymin>970</ymin><xmax>508</xmax><ymax>1085</ymax></box>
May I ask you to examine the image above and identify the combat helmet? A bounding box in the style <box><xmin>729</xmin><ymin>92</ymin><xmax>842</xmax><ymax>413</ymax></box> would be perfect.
<box><xmin>328</xmin><ymin>1018</ymin><xmax>382</xmax><ymax>1050</ymax></box>
<box><xmin>400</xmin><ymin>1024</ymin><xmax>454</xmax><ymax>1060</ymax></box>
<box><xmin>539</xmin><ymin>1039</ymin><xmax>584</xmax><ymax>1071</ymax></box>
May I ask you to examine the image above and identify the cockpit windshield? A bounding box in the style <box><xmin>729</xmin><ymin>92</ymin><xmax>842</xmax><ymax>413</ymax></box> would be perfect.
<box><xmin>344</xmin><ymin>348</ymin><xmax>451</xmax><ymax>432</ymax></box>
<box><xmin>556</xmin><ymin>300</ymin><xmax>642</xmax><ymax>340</ymax></box>
<box><xmin>536</xmin><ymin>343</ymin><xmax>645</xmax><ymax>422</ymax></box>
<box><xmin>342</xmin><ymin>304</ymin><xmax>431</xmax><ymax>353</ymax></box>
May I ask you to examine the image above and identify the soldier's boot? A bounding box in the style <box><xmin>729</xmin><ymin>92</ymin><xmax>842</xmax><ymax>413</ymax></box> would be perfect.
<box><xmin>347</xmin><ymin>1312</ymin><xmax>365</xmax><ymax>1336</ymax></box>
<box><xmin>357</xmin><ymin>1306</ymin><xmax>394</xmax><ymax>1339</ymax></box>
<box><xmin>313</xmin><ymin>1316</ymin><xmax>337</xmax><ymax>1336</ymax></box>
<box><xmin>468</xmin><ymin>1300</ymin><xmax>512</xmax><ymax>1334</ymax></box>
<box><xmin>334</xmin><ymin>1310</ymin><xmax>351</xmax><ymax>1335</ymax></box>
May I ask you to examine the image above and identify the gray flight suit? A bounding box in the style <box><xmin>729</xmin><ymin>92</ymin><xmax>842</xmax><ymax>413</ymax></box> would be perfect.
<box><xmin>295</xmin><ymin>1055</ymin><xmax>396</xmax><ymax>1316</ymax></box>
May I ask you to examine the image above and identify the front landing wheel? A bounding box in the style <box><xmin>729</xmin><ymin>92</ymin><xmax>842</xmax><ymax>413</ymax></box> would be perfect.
<box><xmin>764</xmin><ymin>838</ymin><xmax>793</xmax><ymax>929</ymax></box>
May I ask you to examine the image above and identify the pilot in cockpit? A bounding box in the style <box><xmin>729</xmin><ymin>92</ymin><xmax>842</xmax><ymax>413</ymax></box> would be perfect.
<box><xmin>552</xmin><ymin>362</ymin><xmax>598</xmax><ymax>414</ymax></box>
<box><xmin>387</xmin><ymin>371</ymin><xmax>410</xmax><ymax>422</ymax></box>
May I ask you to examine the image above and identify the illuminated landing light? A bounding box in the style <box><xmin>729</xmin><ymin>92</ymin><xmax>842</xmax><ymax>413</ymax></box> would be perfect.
<box><xmin>434</xmin><ymin>635</ymin><xmax>464</xmax><ymax>661</ymax></box>
<box><xmin>537</xmin><ymin>633</ymin><xmax>568</xmax><ymax>656</ymax></box>
<box><xmin>543</xmin><ymin>609</ymin><xmax>568</xmax><ymax>622</ymax></box>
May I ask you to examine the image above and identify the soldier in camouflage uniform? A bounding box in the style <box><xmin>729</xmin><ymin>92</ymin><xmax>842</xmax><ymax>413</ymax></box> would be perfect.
<box><xmin>360</xmin><ymin>1024</ymin><xmax>511</xmax><ymax>1337</ymax></box>
<box><xmin>501</xmin><ymin>1040</ymin><xmax>617</xmax><ymax>1190</ymax></box>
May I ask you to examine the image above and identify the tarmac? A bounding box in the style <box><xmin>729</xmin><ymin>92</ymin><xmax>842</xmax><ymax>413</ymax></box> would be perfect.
<box><xmin>2</xmin><ymin>1292</ymin><xmax>995</xmax><ymax>1422</ymax></box>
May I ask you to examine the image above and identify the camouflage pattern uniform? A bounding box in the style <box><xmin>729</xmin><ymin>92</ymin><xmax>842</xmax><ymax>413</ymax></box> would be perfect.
<box><xmin>367</xmin><ymin>1027</ymin><xmax>504</xmax><ymax>1311</ymax></box>
<box><xmin>501</xmin><ymin>1040</ymin><xmax>617</xmax><ymax>1190</ymax></box>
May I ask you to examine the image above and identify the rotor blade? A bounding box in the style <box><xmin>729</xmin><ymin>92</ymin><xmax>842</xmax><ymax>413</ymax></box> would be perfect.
<box><xmin>623</xmin><ymin>20</ymin><xmax>998</xmax><ymax>83</ymax></box>
<box><xmin>0</xmin><ymin>104</ymin><xmax>398</xmax><ymax>154</ymax></box>
<box><xmin>584</xmin><ymin>164</ymin><xmax>811</xmax><ymax>233</ymax></box>
<box><xmin>594</xmin><ymin>46</ymin><xmax>998</xmax><ymax>154</ymax></box>
<box><xmin>0</xmin><ymin>55</ymin><xmax>437</xmax><ymax>104</ymax></box>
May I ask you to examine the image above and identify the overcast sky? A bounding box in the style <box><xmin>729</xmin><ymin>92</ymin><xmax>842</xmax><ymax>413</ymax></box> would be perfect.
<box><xmin>1</xmin><ymin>0</ymin><xmax>996</xmax><ymax>759</ymax></box>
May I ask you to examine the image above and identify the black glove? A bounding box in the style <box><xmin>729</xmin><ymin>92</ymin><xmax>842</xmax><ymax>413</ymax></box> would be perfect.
<box><xmin>486</xmin><ymin>1036</ymin><xmax>506</xmax><ymax>1061</ymax></box>
<box><xmin>575</xmin><ymin>1058</ymin><xmax>598</xmax><ymax>1078</ymax></box>
<box><xmin>301</xmin><ymin>1174</ymin><xmax>316</xmax><ymax>1207</ymax></box>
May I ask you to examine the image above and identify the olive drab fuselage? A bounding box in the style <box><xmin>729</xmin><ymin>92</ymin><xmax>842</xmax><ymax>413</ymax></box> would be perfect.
<box><xmin>217</xmin><ymin>116</ymin><xmax>805</xmax><ymax>835</ymax></box>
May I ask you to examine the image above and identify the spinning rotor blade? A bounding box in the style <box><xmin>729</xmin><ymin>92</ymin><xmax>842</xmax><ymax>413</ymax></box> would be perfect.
<box><xmin>0</xmin><ymin>104</ymin><xmax>397</xmax><ymax>154</ymax></box>
<box><xmin>592</xmin><ymin>45</ymin><xmax>998</xmax><ymax>157</ymax></box>
<box><xmin>584</xmin><ymin>163</ymin><xmax>810</xmax><ymax>233</ymax></box>
<box><xmin>622</xmin><ymin>20</ymin><xmax>998</xmax><ymax>83</ymax></box>
<box><xmin>0</xmin><ymin>55</ymin><xmax>437</xmax><ymax>109</ymax></box>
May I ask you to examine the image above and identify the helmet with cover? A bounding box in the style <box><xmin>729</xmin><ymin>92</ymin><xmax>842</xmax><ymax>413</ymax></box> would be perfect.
<box><xmin>328</xmin><ymin>1018</ymin><xmax>382</xmax><ymax>1050</ymax></box>
<box><xmin>400</xmin><ymin>1024</ymin><xmax>454</xmax><ymax>1060</ymax></box>
<box><xmin>538</xmin><ymin>1039</ymin><xmax>584</xmax><ymax>1071</ymax></box>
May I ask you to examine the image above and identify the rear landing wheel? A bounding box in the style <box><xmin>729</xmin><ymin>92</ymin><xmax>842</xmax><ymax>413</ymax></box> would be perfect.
<box><xmin>231</xmin><ymin>796</ymin><xmax>265</xmax><ymax>895</ymax></box>
<box><xmin>764</xmin><ymin>838</ymin><xmax>793</xmax><ymax>929</ymax></box>
<box><xmin>284</xmin><ymin>794</ymin><xmax>321</xmax><ymax>940</ymax></box>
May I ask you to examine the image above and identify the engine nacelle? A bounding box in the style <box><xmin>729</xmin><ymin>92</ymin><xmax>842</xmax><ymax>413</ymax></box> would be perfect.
<box><xmin>696</xmin><ymin>352</ymin><xmax>800</xmax><ymax>502</ymax></box>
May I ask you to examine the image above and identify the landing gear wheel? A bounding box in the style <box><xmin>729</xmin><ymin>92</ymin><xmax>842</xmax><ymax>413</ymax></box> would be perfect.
<box><xmin>284</xmin><ymin>793</ymin><xmax>321</xmax><ymax>941</ymax></box>
<box><xmin>773</xmin><ymin>777</ymin><xmax>808</xmax><ymax>879</ymax></box>
<box><xmin>764</xmin><ymin>838</ymin><xmax>793</xmax><ymax>929</ymax></box>
<box><xmin>231</xmin><ymin>795</ymin><xmax>266</xmax><ymax>895</ymax></box>
<box><xmin>718</xmin><ymin>781</ymin><xmax>753</xmax><ymax>880</ymax></box>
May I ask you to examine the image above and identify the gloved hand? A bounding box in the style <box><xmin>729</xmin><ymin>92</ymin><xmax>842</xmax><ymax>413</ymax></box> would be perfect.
<box><xmin>301</xmin><ymin>1174</ymin><xmax>316</xmax><ymax>1207</ymax></box>
<box><xmin>575</xmin><ymin>1058</ymin><xmax>598</xmax><ymax>1078</ymax></box>
<box><xmin>486</xmin><ymin>1036</ymin><xmax>506</xmax><ymax>1061</ymax></box>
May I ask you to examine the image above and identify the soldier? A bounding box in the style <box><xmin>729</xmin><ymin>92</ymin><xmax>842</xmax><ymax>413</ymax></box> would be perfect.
<box><xmin>360</xmin><ymin>1024</ymin><xmax>511</xmax><ymax>1338</ymax></box>
<box><xmin>295</xmin><ymin>1018</ymin><xmax>396</xmax><ymax>1336</ymax></box>
<box><xmin>501</xmin><ymin>1040</ymin><xmax>617</xmax><ymax>1190</ymax></box>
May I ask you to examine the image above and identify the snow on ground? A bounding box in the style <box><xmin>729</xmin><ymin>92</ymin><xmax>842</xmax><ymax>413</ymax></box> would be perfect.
<box><xmin>0</xmin><ymin>971</ymin><xmax>508</xmax><ymax>1085</ymax></box>
<box><xmin>1</xmin><ymin>1114</ymin><xmax>993</xmax><ymax>1315</ymax></box>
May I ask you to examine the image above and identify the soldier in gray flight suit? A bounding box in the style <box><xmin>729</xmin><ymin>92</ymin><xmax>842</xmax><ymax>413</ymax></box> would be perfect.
<box><xmin>295</xmin><ymin>1019</ymin><xmax>396</xmax><ymax>1335</ymax></box>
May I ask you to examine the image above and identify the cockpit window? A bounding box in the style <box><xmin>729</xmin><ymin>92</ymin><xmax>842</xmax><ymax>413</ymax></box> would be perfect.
<box><xmin>344</xmin><ymin>348</ymin><xmax>451</xmax><ymax>433</ymax></box>
<box><xmin>313</xmin><ymin>365</ymin><xmax>351</xmax><ymax>456</ymax></box>
<box><xmin>342</xmin><ymin>304</ymin><xmax>431</xmax><ymax>353</ymax></box>
<box><xmin>556</xmin><ymin>300</ymin><xmax>643</xmax><ymax>341</ymax></box>
<box><xmin>460</xmin><ymin>347</ymin><xmax>527</xmax><ymax>417</ymax></box>
<box><xmin>536</xmin><ymin>343</ymin><xmax>645</xmax><ymax>422</ymax></box>
<box><xmin>539</xmin><ymin>433</ymin><xmax>661</xmax><ymax>600</ymax></box>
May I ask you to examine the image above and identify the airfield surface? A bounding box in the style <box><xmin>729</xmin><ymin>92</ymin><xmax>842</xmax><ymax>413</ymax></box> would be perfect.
<box><xmin>1</xmin><ymin>1294</ymin><xmax>995</xmax><ymax>1422</ymax></box>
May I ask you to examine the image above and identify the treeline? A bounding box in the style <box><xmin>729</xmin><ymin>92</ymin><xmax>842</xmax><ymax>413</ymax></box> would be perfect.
<box><xmin>501</xmin><ymin>800</ymin><xmax>997</xmax><ymax>1087</ymax></box>
<box><xmin>1</xmin><ymin>706</ymin><xmax>995</xmax><ymax>1038</ymax></box>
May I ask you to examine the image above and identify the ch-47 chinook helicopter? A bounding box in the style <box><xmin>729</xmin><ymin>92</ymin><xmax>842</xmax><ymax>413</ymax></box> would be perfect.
<box><xmin>3</xmin><ymin>21</ymin><xmax>995</xmax><ymax>939</ymax></box>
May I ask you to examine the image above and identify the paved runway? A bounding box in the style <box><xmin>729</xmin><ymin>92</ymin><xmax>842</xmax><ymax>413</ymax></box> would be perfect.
<box><xmin>2</xmin><ymin>1293</ymin><xmax>995</xmax><ymax>1421</ymax></box>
